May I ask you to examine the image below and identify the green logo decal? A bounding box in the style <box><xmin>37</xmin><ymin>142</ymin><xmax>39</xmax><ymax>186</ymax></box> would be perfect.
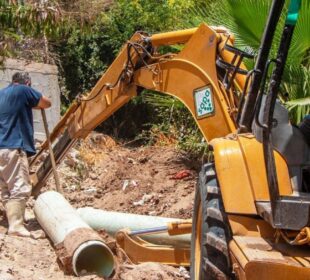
<box><xmin>194</xmin><ymin>87</ymin><xmax>214</xmax><ymax>118</ymax></box>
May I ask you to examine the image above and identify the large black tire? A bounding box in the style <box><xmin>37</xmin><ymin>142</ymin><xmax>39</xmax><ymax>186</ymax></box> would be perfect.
<box><xmin>190</xmin><ymin>163</ymin><xmax>232</xmax><ymax>280</ymax></box>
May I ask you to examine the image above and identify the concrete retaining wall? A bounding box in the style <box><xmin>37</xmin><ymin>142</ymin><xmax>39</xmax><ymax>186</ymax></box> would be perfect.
<box><xmin>0</xmin><ymin>59</ymin><xmax>61</xmax><ymax>141</ymax></box>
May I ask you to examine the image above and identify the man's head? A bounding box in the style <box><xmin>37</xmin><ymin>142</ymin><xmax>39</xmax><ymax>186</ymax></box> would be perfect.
<box><xmin>12</xmin><ymin>72</ymin><xmax>31</xmax><ymax>86</ymax></box>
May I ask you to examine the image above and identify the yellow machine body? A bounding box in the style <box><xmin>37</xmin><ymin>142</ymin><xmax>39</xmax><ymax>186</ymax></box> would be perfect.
<box><xmin>30</xmin><ymin>23</ymin><xmax>310</xmax><ymax>279</ymax></box>
<box><xmin>228</xmin><ymin>215</ymin><xmax>310</xmax><ymax>280</ymax></box>
<box><xmin>211</xmin><ymin>135</ymin><xmax>292</xmax><ymax>214</ymax></box>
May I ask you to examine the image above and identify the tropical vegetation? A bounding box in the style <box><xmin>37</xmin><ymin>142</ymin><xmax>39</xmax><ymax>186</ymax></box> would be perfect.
<box><xmin>1</xmin><ymin>0</ymin><xmax>309</xmax><ymax>155</ymax></box>
<box><xmin>0</xmin><ymin>0</ymin><xmax>69</xmax><ymax>61</ymax></box>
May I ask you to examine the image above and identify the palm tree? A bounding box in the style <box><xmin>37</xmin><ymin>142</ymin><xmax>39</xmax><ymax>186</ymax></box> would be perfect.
<box><xmin>184</xmin><ymin>0</ymin><xmax>310</xmax><ymax>123</ymax></box>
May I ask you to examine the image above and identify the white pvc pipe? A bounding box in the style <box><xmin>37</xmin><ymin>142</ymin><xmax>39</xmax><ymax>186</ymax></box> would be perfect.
<box><xmin>34</xmin><ymin>191</ymin><xmax>114</xmax><ymax>277</ymax></box>
<box><xmin>72</xmin><ymin>240</ymin><xmax>114</xmax><ymax>277</ymax></box>
<box><xmin>77</xmin><ymin>207</ymin><xmax>191</xmax><ymax>247</ymax></box>
<box><xmin>35</xmin><ymin>191</ymin><xmax>90</xmax><ymax>244</ymax></box>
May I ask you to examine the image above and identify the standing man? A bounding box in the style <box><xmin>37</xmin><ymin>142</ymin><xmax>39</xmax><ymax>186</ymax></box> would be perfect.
<box><xmin>0</xmin><ymin>72</ymin><xmax>51</xmax><ymax>237</ymax></box>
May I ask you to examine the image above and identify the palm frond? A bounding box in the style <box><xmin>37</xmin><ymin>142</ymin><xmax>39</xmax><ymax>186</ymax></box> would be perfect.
<box><xmin>286</xmin><ymin>97</ymin><xmax>310</xmax><ymax>123</ymax></box>
<box><xmin>282</xmin><ymin>65</ymin><xmax>310</xmax><ymax>100</ymax></box>
<box><xmin>289</xmin><ymin>0</ymin><xmax>310</xmax><ymax>65</ymax></box>
<box><xmin>286</xmin><ymin>97</ymin><xmax>310</xmax><ymax>107</ymax></box>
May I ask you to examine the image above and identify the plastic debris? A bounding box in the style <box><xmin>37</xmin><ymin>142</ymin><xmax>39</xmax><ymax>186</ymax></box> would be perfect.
<box><xmin>179</xmin><ymin>266</ymin><xmax>190</xmax><ymax>279</ymax></box>
<box><xmin>83</xmin><ymin>187</ymin><xmax>97</xmax><ymax>195</ymax></box>
<box><xmin>133</xmin><ymin>199</ymin><xmax>144</xmax><ymax>206</ymax></box>
<box><xmin>122</xmin><ymin>180</ymin><xmax>138</xmax><ymax>191</ymax></box>
<box><xmin>133</xmin><ymin>193</ymin><xmax>154</xmax><ymax>206</ymax></box>
<box><xmin>170</xmin><ymin>170</ymin><xmax>191</xmax><ymax>180</ymax></box>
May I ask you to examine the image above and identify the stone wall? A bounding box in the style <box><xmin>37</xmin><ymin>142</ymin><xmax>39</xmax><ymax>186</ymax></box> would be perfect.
<box><xmin>0</xmin><ymin>58</ymin><xmax>61</xmax><ymax>141</ymax></box>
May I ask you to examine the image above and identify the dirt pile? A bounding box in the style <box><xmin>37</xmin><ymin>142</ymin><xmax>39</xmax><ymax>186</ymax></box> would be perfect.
<box><xmin>50</xmin><ymin>133</ymin><xmax>198</xmax><ymax>219</ymax></box>
<box><xmin>0</xmin><ymin>133</ymin><xmax>198</xmax><ymax>279</ymax></box>
<box><xmin>119</xmin><ymin>263</ymin><xmax>188</xmax><ymax>280</ymax></box>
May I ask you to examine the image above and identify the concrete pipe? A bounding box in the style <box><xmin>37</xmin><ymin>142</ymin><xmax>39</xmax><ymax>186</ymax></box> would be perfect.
<box><xmin>77</xmin><ymin>207</ymin><xmax>191</xmax><ymax>247</ymax></box>
<box><xmin>34</xmin><ymin>191</ymin><xmax>114</xmax><ymax>278</ymax></box>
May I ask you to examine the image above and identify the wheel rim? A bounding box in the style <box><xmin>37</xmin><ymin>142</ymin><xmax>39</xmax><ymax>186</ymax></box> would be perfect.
<box><xmin>194</xmin><ymin>199</ymin><xmax>202</xmax><ymax>279</ymax></box>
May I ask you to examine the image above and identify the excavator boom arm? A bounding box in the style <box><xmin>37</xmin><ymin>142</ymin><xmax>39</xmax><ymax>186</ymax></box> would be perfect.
<box><xmin>31</xmin><ymin>24</ymin><xmax>249</xmax><ymax>195</ymax></box>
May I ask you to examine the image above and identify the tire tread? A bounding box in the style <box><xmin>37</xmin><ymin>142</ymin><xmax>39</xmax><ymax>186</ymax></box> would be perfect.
<box><xmin>190</xmin><ymin>163</ymin><xmax>232</xmax><ymax>280</ymax></box>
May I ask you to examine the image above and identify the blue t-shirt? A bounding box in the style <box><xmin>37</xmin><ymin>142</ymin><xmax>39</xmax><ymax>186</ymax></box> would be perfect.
<box><xmin>0</xmin><ymin>84</ymin><xmax>42</xmax><ymax>155</ymax></box>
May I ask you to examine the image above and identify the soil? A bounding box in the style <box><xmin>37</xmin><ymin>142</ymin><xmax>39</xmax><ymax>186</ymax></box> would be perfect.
<box><xmin>0</xmin><ymin>133</ymin><xmax>199</xmax><ymax>280</ymax></box>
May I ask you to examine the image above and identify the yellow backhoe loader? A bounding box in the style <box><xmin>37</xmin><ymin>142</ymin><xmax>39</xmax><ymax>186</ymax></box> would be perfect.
<box><xmin>30</xmin><ymin>0</ymin><xmax>310</xmax><ymax>279</ymax></box>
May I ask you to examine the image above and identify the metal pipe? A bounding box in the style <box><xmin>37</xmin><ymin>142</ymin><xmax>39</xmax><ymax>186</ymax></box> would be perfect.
<box><xmin>77</xmin><ymin>207</ymin><xmax>191</xmax><ymax>247</ymax></box>
<box><xmin>130</xmin><ymin>226</ymin><xmax>169</xmax><ymax>236</ymax></box>
<box><xmin>34</xmin><ymin>191</ymin><xmax>114</xmax><ymax>278</ymax></box>
<box><xmin>238</xmin><ymin>0</ymin><xmax>286</xmax><ymax>132</ymax></box>
<box><xmin>261</xmin><ymin>0</ymin><xmax>301</xmax><ymax>229</ymax></box>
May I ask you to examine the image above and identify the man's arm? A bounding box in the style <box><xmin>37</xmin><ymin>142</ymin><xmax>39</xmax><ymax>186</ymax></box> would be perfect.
<box><xmin>33</xmin><ymin>96</ymin><xmax>51</xmax><ymax>109</ymax></box>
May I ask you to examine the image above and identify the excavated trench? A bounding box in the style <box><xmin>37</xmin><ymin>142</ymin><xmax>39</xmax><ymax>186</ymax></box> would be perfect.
<box><xmin>0</xmin><ymin>133</ymin><xmax>197</xmax><ymax>279</ymax></box>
